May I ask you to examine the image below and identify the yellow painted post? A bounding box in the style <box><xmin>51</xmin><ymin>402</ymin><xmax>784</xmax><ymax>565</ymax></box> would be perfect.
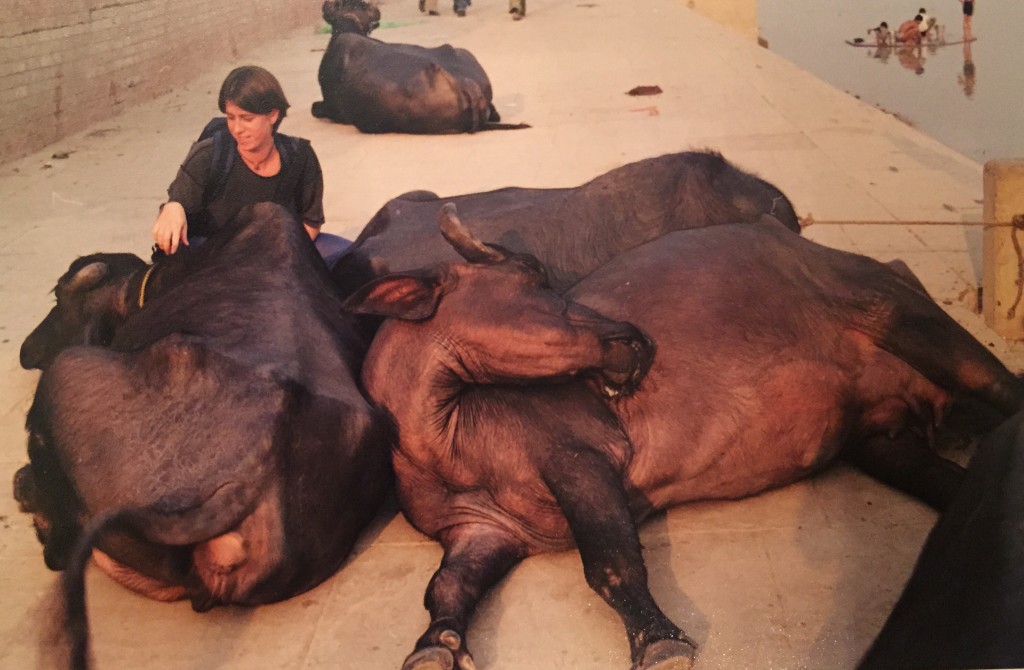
<box><xmin>982</xmin><ymin>159</ymin><xmax>1024</xmax><ymax>340</ymax></box>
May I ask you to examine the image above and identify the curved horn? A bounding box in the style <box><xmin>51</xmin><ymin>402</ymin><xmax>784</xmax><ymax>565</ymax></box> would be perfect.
<box><xmin>63</xmin><ymin>262</ymin><xmax>109</xmax><ymax>293</ymax></box>
<box><xmin>438</xmin><ymin>203</ymin><xmax>506</xmax><ymax>264</ymax></box>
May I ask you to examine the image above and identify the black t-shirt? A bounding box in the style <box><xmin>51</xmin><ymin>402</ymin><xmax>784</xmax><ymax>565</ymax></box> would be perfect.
<box><xmin>166</xmin><ymin>133</ymin><xmax>326</xmax><ymax>239</ymax></box>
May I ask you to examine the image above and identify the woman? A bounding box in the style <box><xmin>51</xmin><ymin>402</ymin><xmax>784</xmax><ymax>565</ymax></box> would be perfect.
<box><xmin>152</xmin><ymin>65</ymin><xmax>349</xmax><ymax>265</ymax></box>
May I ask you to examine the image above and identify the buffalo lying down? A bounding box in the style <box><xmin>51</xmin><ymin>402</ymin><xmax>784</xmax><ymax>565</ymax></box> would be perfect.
<box><xmin>312</xmin><ymin>0</ymin><xmax>519</xmax><ymax>134</ymax></box>
<box><xmin>342</xmin><ymin>205</ymin><xmax>1023</xmax><ymax>670</ymax></box>
<box><xmin>15</xmin><ymin>203</ymin><xmax>390</xmax><ymax>669</ymax></box>
<box><xmin>859</xmin><ymin>409</ymin><xmax>1024</xmax><ymax>669</ymax></box>
<box><xmin>332</xmin><ymin>150</ymin><xmax>800</xmax><ymax>296</ymax></box>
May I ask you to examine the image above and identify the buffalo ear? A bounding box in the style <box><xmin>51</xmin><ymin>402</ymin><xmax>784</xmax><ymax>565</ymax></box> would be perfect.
<box><xmin>63</xmin><ymin>261</ymin><xmax>109</xmax><ymax>293</ymax></box>
<box><xmin>341</xmin><ymin>270</ymin><xmax>444</xmax><ymax>321</ymax></box>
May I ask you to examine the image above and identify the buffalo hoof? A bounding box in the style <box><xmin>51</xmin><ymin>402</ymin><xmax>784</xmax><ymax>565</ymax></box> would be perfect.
<box><xmin>402</xmin><ymin>647</ymin><xmax>453</xmax><ymax>670</ymax></box>
<box><xmin>636</xmin><ymin>639</ymin><xmax>697</xmax><ymax>670</ymax></box>
<box><xmin>402</xmin><ymin>630</ymin><xmax>478</xmax><ymax>670</ymax></box>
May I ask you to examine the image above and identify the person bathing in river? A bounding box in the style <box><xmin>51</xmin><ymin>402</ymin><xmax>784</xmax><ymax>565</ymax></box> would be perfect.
<box><xmin>916</xmin><ymin>8</ymin><xmax>938</xmax><ymax>39</ymax></box>
<box><xmin>868</xmin><ymin>22</ymin><xmax>892</xmax><ymax>46</ymax></box>
<box><xmin>897</xmin><ymin>15</ymin><xmax>924</xmax><ymax>43</ymax></box>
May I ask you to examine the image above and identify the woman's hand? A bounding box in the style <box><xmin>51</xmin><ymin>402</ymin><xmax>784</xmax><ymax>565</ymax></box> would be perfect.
<box><xmin>152</xmin><ymin>202</ymin><xmax>189</xmax><ymax>254</ymax></box>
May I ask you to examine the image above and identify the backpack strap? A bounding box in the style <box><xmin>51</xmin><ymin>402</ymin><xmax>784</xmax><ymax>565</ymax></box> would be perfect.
<box><xmin>202</xmin><ymin>129</ymin><xmax>237</xmax><ymax>209</ymax></box>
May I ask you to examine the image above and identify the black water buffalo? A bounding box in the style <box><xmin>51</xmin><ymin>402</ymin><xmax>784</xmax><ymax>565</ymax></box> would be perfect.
<box><xmin>341</xmin><ymin>205</ymin><xmax>1023</xmax><ymax>670</ymax></box>
<box><xmin>859</xmin><ymin>409</ymin><xmax>1024</xmax><ymax>669</ymax></box>
<box><xmin>331</xmin><ymin>150</ymin><xmax>801</xmax><ymax>297</ymax></box>
<box><xmin>312</xmin><ymin>0</ymin><xmax>520</xmax><ymax>133</ymax></box>
<box><xmin>15</xmin><ymin>203</ymin><xmax>390</xmax><ymax>669</ymax></box>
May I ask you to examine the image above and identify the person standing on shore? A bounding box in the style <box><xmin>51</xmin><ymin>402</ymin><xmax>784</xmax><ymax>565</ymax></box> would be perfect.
<box><xmin>959</xmin><ymin>0</ymin><xmax>974</xmax><ymax>40</ymax></box>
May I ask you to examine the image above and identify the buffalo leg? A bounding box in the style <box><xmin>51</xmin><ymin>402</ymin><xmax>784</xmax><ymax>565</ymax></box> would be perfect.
<box><xmin>403</xmin><ymin>524</ymin><xmax>527</xmax><ymax>670</ymax></box>
<box><xmin>541</xmin><ymin>445</ymin><xmax>696</xmax><ymax>670</ymax></box>
<box><xmin>844</xmin><ymin>432</ymin><xmax>965</xmax><ymax>510</ymax></box>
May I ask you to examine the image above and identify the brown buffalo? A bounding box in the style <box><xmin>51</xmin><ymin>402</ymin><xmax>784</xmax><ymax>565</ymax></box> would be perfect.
<box><xmin>342</xmin><ymin>204</ymin><xmax>1022</xmax><ymax>670</ymax></box>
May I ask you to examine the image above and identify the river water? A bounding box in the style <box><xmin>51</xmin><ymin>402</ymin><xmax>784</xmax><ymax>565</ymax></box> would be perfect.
<box><xmin>758</xmin><ymin>0</ymin><xmax>1024</xmax><ymax>164</ymax></box>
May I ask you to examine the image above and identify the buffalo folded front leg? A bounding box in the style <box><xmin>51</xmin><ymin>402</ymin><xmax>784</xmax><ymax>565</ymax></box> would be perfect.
<box><xmin>844</xmin><ymin>432</ymin><xmax>965</xmax><ymax>510</ymax></box>
<box><xmin>403</xmin><ymin>524</ymin><xmax>527</xmax><ymax>670</ymax></box>
<box><xmin>541</xmin><ymin>445</ymin><xmax>696</xmax><ymax>670</ymax></box>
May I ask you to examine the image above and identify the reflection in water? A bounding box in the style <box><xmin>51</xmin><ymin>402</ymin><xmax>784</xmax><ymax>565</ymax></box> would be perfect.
<box><xmin>959</xmin><ymin>41</ymin><xmax>976</xmax><ymax>98</ymax></box>
<box><xmin>872</xmin><ymin>45</ymin><xmax>892</xmax><ymax>64</ymax></box>
<box><xmin>897</xmin><ymin>44</ymin><xmax>926</xmax><ymax>75</ymax></box>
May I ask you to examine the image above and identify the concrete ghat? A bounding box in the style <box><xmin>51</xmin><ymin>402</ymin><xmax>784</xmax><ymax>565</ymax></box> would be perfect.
<box><xmin>1</xmin><ymin>0</ymin><xmax>1021</xmax><ymax>668</ymax></box>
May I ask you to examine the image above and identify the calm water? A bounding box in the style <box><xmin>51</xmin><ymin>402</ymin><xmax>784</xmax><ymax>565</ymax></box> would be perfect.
<box><xmin>759</xmin><ymin>0</ymin><xmax>1024</xmax><ymax>163</ymax></box>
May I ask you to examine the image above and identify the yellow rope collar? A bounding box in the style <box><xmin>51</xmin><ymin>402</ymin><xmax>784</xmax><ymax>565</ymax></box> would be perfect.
<box><xmin>137</xmin><ymin>265</ymin><xmax>156</xmax><ymax>309</ymax></box>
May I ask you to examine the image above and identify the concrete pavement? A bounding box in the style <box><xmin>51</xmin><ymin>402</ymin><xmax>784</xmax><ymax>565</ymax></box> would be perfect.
<box><xmin>2</xmin><ymin>0</ymin><xmax>1020</xmax><ymax>668</ymax></box>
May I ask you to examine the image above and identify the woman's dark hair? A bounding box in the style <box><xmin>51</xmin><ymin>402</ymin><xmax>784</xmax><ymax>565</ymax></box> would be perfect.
<box><xmin>218</xmin><ymin>66</ymin><xmax>290</xmax><ymax>131</ymax></box>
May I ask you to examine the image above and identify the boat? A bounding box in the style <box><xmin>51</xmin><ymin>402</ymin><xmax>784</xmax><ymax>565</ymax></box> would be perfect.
<box><xmin>845</xmin><ymin>37</ymin><xmax>977</xmax><ymax>48</ymax></box>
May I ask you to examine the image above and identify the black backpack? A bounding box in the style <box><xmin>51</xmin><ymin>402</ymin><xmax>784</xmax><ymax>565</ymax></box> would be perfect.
<box><xmin>196</xmin><ymin>117</ymin><xmax>308</xmax><ymax>209</ymax></box>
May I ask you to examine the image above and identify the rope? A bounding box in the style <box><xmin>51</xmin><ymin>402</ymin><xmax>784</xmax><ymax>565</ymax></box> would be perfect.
<box><xmin>1007</xmin><ymin>215</ymin><xmax>1024</xmax><ymax>320</ymax></box>
<box><xmin>137</xmin><ymin>265</ymin><xmax>156</xmax><ymax>309</ymax></box>
<box><xmin>801</xmin><ymin>219</ymin><xmax>1010</xmax><ymax>227</ymax></box>
<box><xmin>802</xmin><ymin>214</ymin><xmax>1024</xmax><ymax>322</ymax></box>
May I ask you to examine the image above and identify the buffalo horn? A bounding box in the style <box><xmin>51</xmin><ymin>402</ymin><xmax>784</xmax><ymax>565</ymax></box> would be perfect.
<box><xmin>64</xmin><ymin>262</ymin><xmax>109</xmax><ymax>293</ymax></box>
<box><xmin>438</xmin><ymin>203</ymin><xmax>506</xmax><ymax>264</ymax></box>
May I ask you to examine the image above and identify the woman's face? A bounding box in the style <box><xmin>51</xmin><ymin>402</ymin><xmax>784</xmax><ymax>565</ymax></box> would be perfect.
<box><xmin>224</xmin><ymin>101</ymin><xmax>279</xmax><ymax>151</ymax></box>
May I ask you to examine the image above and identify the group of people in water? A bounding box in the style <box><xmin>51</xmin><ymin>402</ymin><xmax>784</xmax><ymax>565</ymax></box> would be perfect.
<box><xmin>859</xmin><ymin>4</ymin><xmax>977</xmax><ymax>95</ymax></box>
<box><xmin>867</xmin><ymin>1</ymin><xmax>975</xmax><ymax>47</ymax></box>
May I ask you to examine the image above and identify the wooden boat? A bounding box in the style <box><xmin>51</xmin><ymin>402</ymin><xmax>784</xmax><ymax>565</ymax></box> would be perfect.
<box><xmin>845</xmin><ymin>37</ymin><xmax>977</xmax><ymax>48</ymax></box>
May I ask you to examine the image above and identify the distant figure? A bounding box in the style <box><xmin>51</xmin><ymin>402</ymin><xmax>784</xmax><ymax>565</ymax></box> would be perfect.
<box><xmin>960</xmin><ymin>0</ymin><xmax>975</xmax><ymax>40</ymax></box>
<box><xmin>958</xmin><ymin>41</ymin><xmax>976</xmax><ymax>97</ymax></box>
<box><xmin>897</xmin><ymin>15</ymin><xmax>924</xmax><ymax>43</ymax></box>
<box><xmin>509</xmin><ymin>0</ymin><xmax>525</xmax><ymax>20</ymax></box>
<box><xmin>868</xmin><ymin>21</ymin><xmax>891</xmax><ymax>46</ymax></box>
<box><xmin>420</xmin><ymin>0</ymin><xmax>468</xmax><ymax>17</ymax></box>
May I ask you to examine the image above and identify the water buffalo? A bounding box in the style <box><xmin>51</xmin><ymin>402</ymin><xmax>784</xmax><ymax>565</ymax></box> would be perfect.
<box><xmin>312</xmin><ymin>0</ymin><xmax>522</xmax><ymax>133</ymax></box>
<box><xmin>859</xmin><ymin>409</ymin><xmax>1024</xmax><ymax>669</ymax></box>
<box><xmin>331</xmin><ymin>150</ymin><xmax>801</xmax><ymax>297</ymax></box>
<box><xmin>341</xmin><ymin>205</ymin><xmax>1023</xmax><ymax>670</ymax></box>
<box><xmin>14</xmin><ymin>203</ymin><xmax>391</xmax><ymax>669</ymax></box>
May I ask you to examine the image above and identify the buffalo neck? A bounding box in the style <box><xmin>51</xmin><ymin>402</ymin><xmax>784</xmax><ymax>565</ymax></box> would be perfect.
<box><xmin>331</xmin><ymin>16</ymin><xmax>370</xmax><ymax>36</ymax></box>
<box><xmin>363</xmin><ymin>320</ymin><xmax>465</xmax><ymax>450</ymax></box>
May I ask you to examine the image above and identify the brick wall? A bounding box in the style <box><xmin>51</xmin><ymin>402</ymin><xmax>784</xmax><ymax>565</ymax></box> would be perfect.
<box><xmin>0</xmin><ymin>0</ymin><xmax>318</xmax><ymax>164</ymax></box>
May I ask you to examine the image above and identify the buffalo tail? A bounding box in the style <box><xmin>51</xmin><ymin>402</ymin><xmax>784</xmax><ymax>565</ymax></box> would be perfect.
<box><xmin>55</xmin><ymin>509</ymin><xmax>137</xmax><ymax>670</ymax></box>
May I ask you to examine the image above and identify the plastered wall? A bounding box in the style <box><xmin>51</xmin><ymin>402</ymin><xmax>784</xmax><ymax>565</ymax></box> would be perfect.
<box><xmin>0</xmin><ymin>0</ymin><xmax>318</xmax><ymax>164</ymax></box>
